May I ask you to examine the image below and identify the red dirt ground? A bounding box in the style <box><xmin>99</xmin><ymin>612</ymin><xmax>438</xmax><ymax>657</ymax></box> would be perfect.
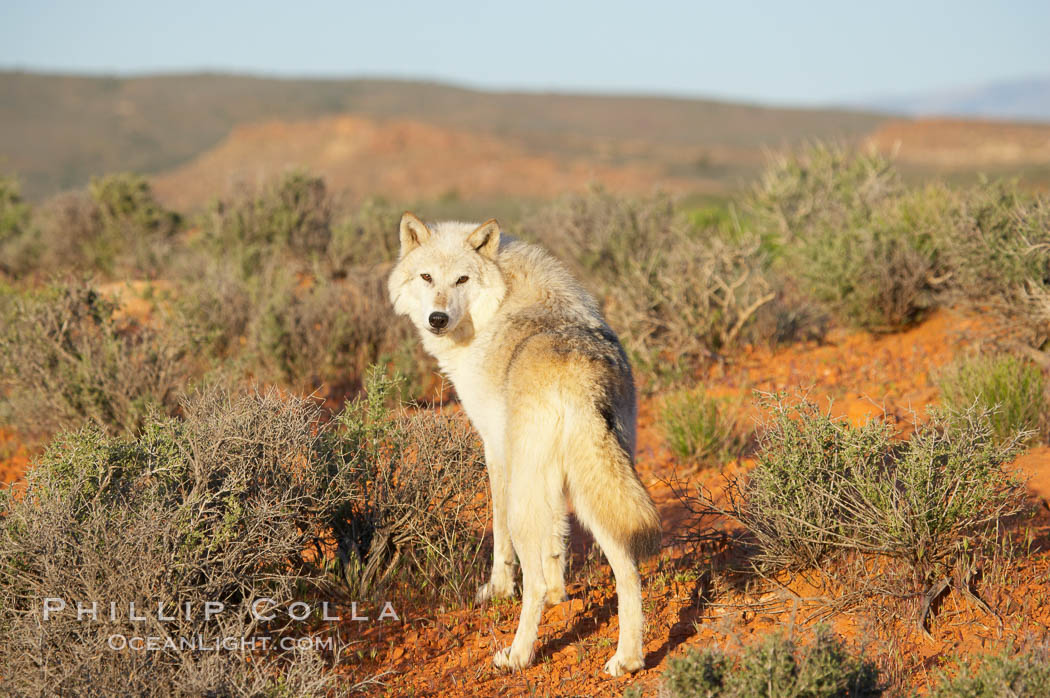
<box><xmin>2</xmin><ymin>307</ymin><xmax>1048</xmax><ymax>695</ymax></box>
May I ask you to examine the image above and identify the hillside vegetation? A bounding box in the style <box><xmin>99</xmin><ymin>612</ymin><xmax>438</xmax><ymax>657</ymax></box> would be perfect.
<box><xmin>1</xmin><ymin>145</ymin><xmax>1049</xmax><ymax>696</ymax></box>
<box><xmin>1</xmin><ymin>72</ymin><xmax>887</xmax><ymax>198</ymax></box>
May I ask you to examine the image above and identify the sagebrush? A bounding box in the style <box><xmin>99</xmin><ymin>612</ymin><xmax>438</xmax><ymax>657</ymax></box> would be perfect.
<box><xmin>0</xmin><ymin>282</ymin><xmax>192</xmax><ymax>438</ymax></box>
<box><xmin>654</xmin><ymin>630</ymin><xmax>881</xmax><ymax>698</ymax></box>
<box><xmin>939</xmin><ymin>353</ymin><xmax>1048</xmax><ymax>446</ymax></box>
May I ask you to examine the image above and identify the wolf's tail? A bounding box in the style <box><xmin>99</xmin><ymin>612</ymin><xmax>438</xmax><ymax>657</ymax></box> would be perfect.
<box><xmin>566</xmin><ymin>432</ymin><xmax>662</xmax><ymax>562</ymax></box>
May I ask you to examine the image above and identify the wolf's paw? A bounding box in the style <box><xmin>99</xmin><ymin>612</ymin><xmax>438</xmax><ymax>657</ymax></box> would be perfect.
<box><xmin>544</xmin><ymin>587</ymin><xmax>568</xmax><ymax>606</ymax></box>
<box><xmin>493</xmin><ymin>645</ymin><xmax>533</xmax><ymax>672</ymax></box>
<box><xmin>604</xmin><ymin>651</ymin><xmax>644</xmax><ymax>677</ymax></box>
<box><xmin>476</xmin><ymin>578</ymin><xmax>516</xmax><ymax>603</ymax></box>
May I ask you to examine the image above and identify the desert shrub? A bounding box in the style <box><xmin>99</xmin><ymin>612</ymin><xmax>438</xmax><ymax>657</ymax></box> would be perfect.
<box><xmin>89</xmin><ymin>173</ymin><xmax>182</xmax><ymax>276</ymax></box>
<box><xmin>174</xmin><ymin>256</ymin><xmax>428</xmax><ymax>399</ymax></box>
<box><xmin>205</xmin><ymin>170</ymin><xmax>332</xmax><ymax>275</ymax></box>
<box><xmin>331</xmin><ymin>370</ymin><xmax>487</xmax><ymax>604</ymax></box>
<box><xmin>0</xmin><ymin>372</ymin><xmax>484</xmax><ymax>695</ymax></box>
<box><xmin>0</xmin><ymin>175</ymin><xmax>35</xmax><ymax>276</ymax></box>
<box><xmin>0</xmin><ymin>385</ymin><xmax>362</xmax><ymax>696</ymax></box>
<box><xmin>798</xmin><ymin>185</ymin><xmax>948</xmax><ymax>330</ymax></box>
<box><xmin>173</xmin><ymin>254</ymin><xmax>255</xmax><ymax>360</ymax></box>
<box><xmin>928</xmin><ymin>649</ymin><xmax>1050</xmax><ymax>698</ymax></box>
<box><xmin>748</xmin><ymin>142</ymin><xmax>901</xmax><ymax>251</ymax></box>
<box><xmin>250</xmin><ymin>268</ymin><xmax>406</xmax><ymax>392</ymax></box>
<box><xmin>0</xmin><ymin>176</ymin><xmax>30</xmax><ymax>241</ymax></box>
<box><xmin>658</xmin><ymin>630</ymin><xmax>881</xmax><ymax>697</ymax></box>
<box><xmin>0</xmin><ymin>282</ymin><xmax>192</xmax><ymax>438</ymax></box>
<box><xmin>939</xmin><ymin>353</ymin><xmax>1048</xmax><ymax>446</ymax></box>
<box><xmin>24</xmin><ymin>174</ymin><xmax>179</xmax><ymax>277</ymax></box>
<box><xmin>90</xmin><ymin>172</ymin><xmax>180</xmax><ymax>241</ymax></box>
<box><xmin>327</xmin><ymin>197</ymin><xmax>402</xmax><ymax>271</ymax></box>
<box><xmin>660</xmin><ymin>389</ymin><xmax>747</xmax><ymax>466</ymax></box>
<box><xmin>750</xmin><ymin>145</ymin><xmax>948</xmax><ymax>331</ymax></box>
<box><xmin>687</xmin><ymin>395</ymin><xmax>1026</xmax><ymax>589</ymax></box>
<box><xmin>941</xmin><ymin>181</ymin><xmax>1050</xmax><ymax>348</ymax></box>
<box><xmin>31</xmin><ymin>190</ymin><xmax>103</xmax><ymax>270</ymax></box>
<box><xmin>524</xmin><ymin>187</ymin><xmax>784</xmax><ymax>378</ymax></box>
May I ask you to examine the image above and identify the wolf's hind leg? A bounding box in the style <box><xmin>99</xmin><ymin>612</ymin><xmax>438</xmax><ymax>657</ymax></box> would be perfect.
<box><xmin>587</xmin><ymin>523</ymin><xmax>645</xmax><ymax>676</ymax></box>
<box><xmin>542</xmin><ymin>504</ymin><xmax>569</xmax><ymax>606</ymax></box>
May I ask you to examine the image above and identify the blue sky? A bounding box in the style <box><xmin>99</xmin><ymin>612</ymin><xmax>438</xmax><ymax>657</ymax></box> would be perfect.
<box><xmin>2</xmin><ymin>1</ymin><xmax>1048</xmax><ymax>105</ymax></box>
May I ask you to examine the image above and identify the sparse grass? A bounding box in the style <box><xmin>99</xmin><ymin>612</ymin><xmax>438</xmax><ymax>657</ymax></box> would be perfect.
<box><xmin>939</xmin><ymin>353</ymin><xmax>1048</xmax><ymax>446</ymax></box>
<box><xmin>928</xmin><ymin>649</ymin><xmax>1050</xmax><ymax>698</ymax></box>
<box><xmin>660</xmin><ymin>389</ymin><xmax>747</xmax><ymax>466</ymax></box>
<box><xmin>657</xmin><ymin>630</ymin><xmax>881</xmax><ymax>697</ymax></box>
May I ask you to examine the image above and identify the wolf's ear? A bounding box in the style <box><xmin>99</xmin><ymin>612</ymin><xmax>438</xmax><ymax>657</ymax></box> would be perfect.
<box><xmin>399</xmin><ymin>212</ymin><xmax>431</xmax><ymax>257</ymax></box>
<box><xmin>467</xmin><ymin>218</ymin><xmax>501</xmax><ymax>260</ymax></box>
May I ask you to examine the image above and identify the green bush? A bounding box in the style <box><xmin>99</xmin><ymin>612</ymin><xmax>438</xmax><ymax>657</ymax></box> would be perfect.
<box><xmin>929</xmin><ymin>649</ymin><xmax>1050</xmax><ymax>698</ymax></box>
<box><xmin>942</xmin><ymin>181</ymin><xmax>1050</xmax><ymax>348</ymax></box>
<box><xmin>0</xmin><ymin>175</ymin><xmax>35</xmax><ymax>276</ymax></box>
<box><xmin>205</xmin><ymin>170</ymin><xmax>332</xmax><ymax>276</ymax></box>
<box><xmin>86</xmin><ymin>173</ymin><xmax>181</xmax><ymax>275</ymax></box>
<box><xmin>331</xmin><ymin>370</ymin><xmax>487</xmax><ymax>603</ymax></box>
<box><xmin>660</xmin><ymin>389</ymin><xmax>746</xmax><ymax>465</ymax></box>
<box><xmin>327</xmin><ymin>196</ymin><xmax>402</xmax><ymax>271</ymax></box>
<box><xmin>0</xmin><ymin>282</ymin><xmax>192</xmax><ymax>438</ymax></box>
<box><xmin>90</xmin><ymin>172</ymin><xmax>180</xmax><ymax>241</ymax></box>
<box><xmin>748</xmin><ymin>142</ymin><xmax>900</xmax><ymax>251</ymax></box>
<box><xmin>23</xmin><ymin>174</ymin><xmax>179</xmax><ymax>277</ymax></box>
<box><xmin>693</xmin><ymin>395</ymin><xmax>1026</xmax><ymax>589</ymax></box>
<box><xmin>939</xmin><ymin>354</ymin><xmax>1048</xmax><ymax>446</ymax></box>
<box><xmin>659</xmin><ymin>630</ymin><xmax>881</xmax><ymax>697</ymax></box>
<box><xmin>174</xmin><ymin>257</ymin><xmax>428</xmax><ymax>400</ymax></box>
<box><xmin>750</xmin><ymin>145</ymin><xmax>949</xmax><ymax>331</ymax></box>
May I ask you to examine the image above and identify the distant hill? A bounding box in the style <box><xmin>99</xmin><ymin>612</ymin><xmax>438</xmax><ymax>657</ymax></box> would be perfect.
<box><xmin>150</xmin><ymin>115</ymin><xmax>705</xmax><ymax>210</ymax></box>
<box><xmin>865</xmin><ymin>118</ymin><xmax>1050</xmax><ymax>167</ymax></box>
<box><xmin>0</xmin><ymin>72</ymin><xmax>887</xmax><ymax>199</ymax></box>
<box><xmin>863</xmin><ymin>76</ymin><xmax>1050</xmax><ymax>123</ymax></box>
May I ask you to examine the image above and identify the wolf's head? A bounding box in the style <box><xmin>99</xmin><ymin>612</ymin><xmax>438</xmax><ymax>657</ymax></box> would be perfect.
<box><xmin>387</xmin><ymin>213</ymin><xmax>508</xmax><ymax>340</ymax></box>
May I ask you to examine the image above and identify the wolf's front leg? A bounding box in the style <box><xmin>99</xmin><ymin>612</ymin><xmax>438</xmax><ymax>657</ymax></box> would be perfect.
<box><xmin>477</xmin><ymin>447</ymin><xmax>517</xmax><ymax>602</ymax></box>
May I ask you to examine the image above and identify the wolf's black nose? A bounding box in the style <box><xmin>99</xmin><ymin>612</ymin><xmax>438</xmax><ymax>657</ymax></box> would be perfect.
<box><xmin>428</xmin><ymin>311</ymin><xmax>449</xmax><ymax>329</ymax></box>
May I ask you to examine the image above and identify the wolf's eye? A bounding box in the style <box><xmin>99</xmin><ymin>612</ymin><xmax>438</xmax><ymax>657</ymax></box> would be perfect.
<box><xmin>456</xmin><ymin>275</ymin><xmax>469</xmax><ymax>285</ymax></box>
<box><xmin>420</xmin><ymin>274</ymin><xmax>432</xmax><ymax>283</ymax></box>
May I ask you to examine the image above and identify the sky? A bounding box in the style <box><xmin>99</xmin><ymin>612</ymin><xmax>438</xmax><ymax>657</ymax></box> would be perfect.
<box><xmin>2</xmin><ymin>0</ymin><xmax>1048</xmax><ymax>106</ymax></box>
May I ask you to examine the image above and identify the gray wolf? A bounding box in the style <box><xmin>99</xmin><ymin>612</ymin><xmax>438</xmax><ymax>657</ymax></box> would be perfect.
<box><xmin>388</xmin><ymin>213</ymin><xmax>661</xmax><ymax>675</ymax></box>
